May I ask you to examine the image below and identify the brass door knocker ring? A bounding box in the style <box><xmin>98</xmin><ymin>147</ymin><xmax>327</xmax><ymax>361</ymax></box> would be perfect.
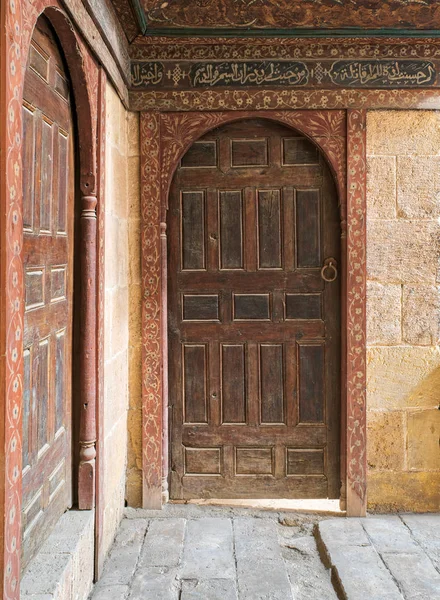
<box><xmin>321</xmin><ymin>258</ymin><xmax>338</xmax><ymax>283</ymax></box>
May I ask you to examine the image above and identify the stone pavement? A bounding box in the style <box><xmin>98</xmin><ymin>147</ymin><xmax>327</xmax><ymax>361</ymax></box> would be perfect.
<box><xmin>89</xmin><ymin>507</ymin><xmax>440</xmax><ymax>600</ymax></box>
<box><xmin>89</xmin><ymin>504</ymin><xmax>336</xmax><ymax>600</ymax></box>
<box><xmin>317</xmin><ymin>514</ymin><xmax>440</xmax><ymax>600</ymax></box>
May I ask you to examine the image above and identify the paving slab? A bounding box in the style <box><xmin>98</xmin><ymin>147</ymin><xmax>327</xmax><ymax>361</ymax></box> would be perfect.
<box><xmin>317</xmin><ymin>516</ymin><xmax>440</xmax><ymax>600</ymax></box>
<box><xmin>325</xmin><ymin>544</ymin><xmax>403</xmax><ymax>600</ymax></box>
<box><xmin>401</xmin><ymin>514</ymin><xmax>440</xmax><ymax>572</ymax></box>
<box><xmin>180</xmin><ymin>579</ymin><xmax>238</xmax><ymax>600</ymax></box>
<box><xmin>138</xmin><ymin>518</ymin><xmax>185</xmax><ymax>568</ymax></box>
<box><xmin>280</xmin><ymin>535</ymin><xmax>338</xmax><ymax>600</ymax></box>
<box><xmin>234</xmin><ymin>518</ymin><xmax>293</xmax><ymax>600</ymax></box>
<box><xmin>98</xmin><ymin>519</ymin><xmax>147</xmax><ymax>586</ymax></box>
<box><xmin>89</xmin><ymin>584</ymin><xmax>129</xmax><ymax>600</ymax></box>
<box><xmin>129</xmin><ymin>566</ymin><xmax>180</xmax><ymax>600</ymax></box>
<box><xmin>179</xmin><ymin>518</ymin><xmax>235</xmax><ymax>580</ymax></box>
<box><xmin>382</xmin><ymin>552</ymin><xmax>440</xmax><ymax>600</ymax></box>
<box><xmin>361</xmin><ymin>516</ymin><xmax>422</xmax><ymax>554</ymax></box>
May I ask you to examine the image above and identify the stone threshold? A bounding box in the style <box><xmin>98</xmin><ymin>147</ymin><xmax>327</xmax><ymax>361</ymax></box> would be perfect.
<box><xmin>21</xmin><ymin>509</ymin><xmax>95</xmax><ymax>600</ymax></box>
<box><xmin>178</xmin><ymin>498</ymin><xmax>345</xmax><ymax>516</ymax></box>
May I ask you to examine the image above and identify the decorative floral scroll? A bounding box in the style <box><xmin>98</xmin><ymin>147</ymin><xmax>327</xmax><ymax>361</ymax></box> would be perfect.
<box><xmin>140</xmin><ymin>112</ymin><xmax>163</xmax><ymax>505</ymax></box>
<box><xmin>346</xmin><ymin>110</ymin><xmax>367</xmax><ymax>513</ymax></box>
<box><xmin>130</xmin><ymin>87</ymin><xmax>440</xmax><ymax>113</ymax></box>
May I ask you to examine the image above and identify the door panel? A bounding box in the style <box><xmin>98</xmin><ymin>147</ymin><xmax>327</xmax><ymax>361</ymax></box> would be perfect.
<box><xmin>169</xmin><ymin>119</ymin><xmax>340</xmax><ymax>499</ymax></box>
<box><xmin>22</xmin><ymin>16</ymin><xmax>74</xmax><ymax>569</ymax></box>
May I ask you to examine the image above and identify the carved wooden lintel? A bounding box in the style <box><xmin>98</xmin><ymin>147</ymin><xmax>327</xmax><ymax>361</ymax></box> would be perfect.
<box><xmin>78</xmin><ymin>194</ymin><xmax>98</xmax><ymax>510</ymax></box>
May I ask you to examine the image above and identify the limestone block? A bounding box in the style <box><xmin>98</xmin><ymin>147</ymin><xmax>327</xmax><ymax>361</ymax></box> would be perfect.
<box><xmin>104</xmin><ymin>214</ymin><xmax>120</xmax><ymax>289</ymax></box>
<box><xmin>128</xmin><ymin>343</ymin><xmax>142</xmax><ymax>410</ymax></box>
<box><xmin>125</xmin><ymin>468</ymin><xmax>143</xmax><ymax>508</ymax></box>
<box><xmin>407</xmin><ymin>409</ymin><xmax>440</xmax><ymax>471</ymax></box>
<box><xmin>181</xmin><ymin>580</ymin><xmax>238</xmax><ymax>600</ymax></box>
<box><xmin>367</xmin><ymin>410</ymin><xmax>404</xmax><ymax>471</ymax></box>
<box><xmin>128</xmin><ymin>157</ymin><xmax>141</xmax><ymax>217</ymax></box>
<box><xmin>102</xmin><ymin>484</ymin><xmax>125</xmax><ymax>562</ymax></box>
<box><xmin>127</xmin><ymin>408</ymin><xmax>142</xmax><ymax>470</ymax></box>
<box><xmin>367</xmin><ymin>220</ymin><xmax>439</xmax><ymax>284</ymax></box>
<box><xmin>402</xmin><ymin>285</ymin><xmax>440</xmax><ymax>346</ymax></box>
<box><xmin>129</xmin><ymin>283</ymin><xmax>142</xmax><ymax>334</ymax></box>
<box><xmin>381</xmin><ymin>552</ymin><xmax>440</xmax><ymax>600</ymax></box>
<box><xmin>397</xmin><ymin>157</ymin><xmax>440</xmax><ymax>218</ymax></box>
<box><xmin>367</xmin><ymin>346</ymin><xmax>440</xmax><ymax>409</ymax></box>
<box><xmin>71</xmin><ymin>513</ymin><xmax>94</xmax><ymax>600</ymax></box>
<box><xmin>366</xmin><ymin>282</ymin><xmax>401</xmax><ymax>345</ymax></box>
<box><xmin>367</xmin><ymin>471</ymin><xmax>440</xmax><ymax>512</ymax></box>
<box><xmin>128</xmin><ymin>218</ymin><xmax>141</xmax><ymax>285</ymax></box>
<box><xmin>104</xmin><ymin>350</ymin><xmax>129</xmax><ymax>434</ymax></box>
<box><xmin>109</xmin><ymin>146</ymin><xmax>128</xmax><ymax>219</ymax></box>
<box><xmin>104</xmin><ymin>289</ymin><xmax>115</xmax><ymax>364</ymax></box>
<box><xmin>109</xmin><ymin>285</ymin><xmax>129</xmax><ymax>355</ymax></box>
<box><xmin>127</xmin><ymin>112</ymin><xmax>140</xmax><ymax>157</ymax></box>
<box><xmin>366</xmin><ymin>156</ymin><xmax>396</xmax><ymax>219</ymax></box>
<box><xmin>139</xmin><ymin>518</ymin><xmax>185</xmax><ymax>568</ymax></box>
<box><xmin>367</xmin><ymin>110</ymin><xmax>440</xmax><ymax>156</ymax></box>
<box><xmin>118</xmin><ymin>103</ymin><xmax>128</xmax><ymax>158</ymax></box>
<box><xmin>104</xmin><ymin>415</ymin><xmax>128</xmax><ymax>498</ymax></box>
<box><xmin>106</xmin><ymin>82</ymin><xmax>121</xmax><ymax>151</ymax></box>
<box><xmin>117</xmin><ymin>220</ymin><xmax>129</xmax><ymax>289</ymax></box>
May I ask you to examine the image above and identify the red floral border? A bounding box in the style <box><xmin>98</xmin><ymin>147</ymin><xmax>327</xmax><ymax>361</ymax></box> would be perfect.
<box><xmin>346</xmin><ymin>109</ymin><xmax>367</xmax><ymax>515</ymax></box>
<box><xmin>140</xmin><ymin>108</ymin><xmax>367</xmax><ymax>515</ymax></box>
<box><xmin>1</xmin><ymin>1</ymin><xmax>102</xmax><ymax>595</ymax></box>
<box><xmin>140</xmin><ymin>112</ymin><xmax>163</xmax><ymax>508</ymax></box>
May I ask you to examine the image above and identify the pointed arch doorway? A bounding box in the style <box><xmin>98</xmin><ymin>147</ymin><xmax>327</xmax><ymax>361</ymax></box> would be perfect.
<box><xmin>167</xmin><ymin>118</ymin><xmax>341</xmax><ymax>499</ymax></box>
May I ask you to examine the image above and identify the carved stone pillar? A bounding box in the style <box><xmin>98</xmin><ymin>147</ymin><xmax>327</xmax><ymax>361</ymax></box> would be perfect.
<box><xmin>78</xmin><ymin>193</ymin><xmax>97</xmax><ymax>509</ymax></box>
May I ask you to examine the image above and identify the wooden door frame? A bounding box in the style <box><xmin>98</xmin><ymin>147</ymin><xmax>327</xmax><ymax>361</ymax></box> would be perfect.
<box><xmin>1</xmin><ymin>3</ymin><xmax>106</xmax><ymax>596</ymax></box>
<box><xmin>140</xmin><ymin>109</ymin><xmax>367</xmax><ymax>517</ymax></box>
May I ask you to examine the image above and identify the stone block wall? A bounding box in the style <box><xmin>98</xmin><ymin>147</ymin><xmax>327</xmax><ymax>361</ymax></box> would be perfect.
<box><xmin>126</xmin><ymin>112</ymin><xmax>143</xmax><ymax>507</ymax></box>
<box><xmin>102</xmin><ymin>82</ymin><xmax>130</xmax><ymax>553</ymax></box>
<box><xmin>366</xmin><ymin>110</ymin><xmax>440</xmax><ymax>512</ymax></box>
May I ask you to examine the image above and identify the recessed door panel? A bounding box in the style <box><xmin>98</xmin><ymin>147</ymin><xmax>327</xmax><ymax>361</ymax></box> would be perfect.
<box><xmin>22</xmin><ymin>15</ymin><xmax>74</xmax><ymax>569</ymax></box>
<box><xmin>169</xmin><ymin>118</ymin><xmax>341</xmax><ymax>499</ymax></box>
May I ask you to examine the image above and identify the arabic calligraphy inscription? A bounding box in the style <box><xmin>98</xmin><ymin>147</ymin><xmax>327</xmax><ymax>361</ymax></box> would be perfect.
<box><xmin>330</xmin><ymin>60</ymin><xmax>436</xmax><ymax>87</ymax></box>
<box><xmin>131</xmin><ymin>60</ymin><xmax>438</xmax><ymax>90</ymax></box>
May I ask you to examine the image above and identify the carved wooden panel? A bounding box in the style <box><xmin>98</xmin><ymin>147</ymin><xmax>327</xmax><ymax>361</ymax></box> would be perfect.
<box><xmin>141</xmin><ymin>0</ymin><xmax>440</xmax><ymax>31</ymax></box>
<box><xmin>21</xmin><ymin>18</ymin><xmax>74</xmax><ymax>570</ymax></box>
<box><xmin>168</xmin><ymin>118</ymin><xmax>341</xmax><ymax>499</ymax></box>
<box><xmin>219</xmin><ymin>191</ymin><xmax>244</xmax><ymax>270</ymax></box>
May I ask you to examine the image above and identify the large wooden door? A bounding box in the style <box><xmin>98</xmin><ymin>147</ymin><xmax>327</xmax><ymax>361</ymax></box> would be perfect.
<box><xmin>21</xmin><ymin>16</ymin><xmax>74</xmax><ymax>568</ymax></box>
<box><xmin>169</xmin><ymin>119</ymin><xmax>341</xmax><ymax>499</ymax></box>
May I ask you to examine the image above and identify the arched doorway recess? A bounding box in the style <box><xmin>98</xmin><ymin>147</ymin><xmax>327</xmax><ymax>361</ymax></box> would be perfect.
<box><xmin>18</xmin><ymin>7</ymin><xmax>103</xmax><ymax>575</ymax></box>
<box><xmin>21</xmin><ymin>14</ymin><xmax>75</xmax><ymax>569</ymax></box>
<box><xmin>167</xmin><ymin>118</ymin><xmax>341</xmax><ymax>499</ymax></box>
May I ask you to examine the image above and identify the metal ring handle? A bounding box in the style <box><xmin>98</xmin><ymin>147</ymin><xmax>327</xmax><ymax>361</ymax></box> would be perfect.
<box><xmin>321</xmin><ymin>259</ymin><xmax>338</xmax><ymax>283</ymax></box>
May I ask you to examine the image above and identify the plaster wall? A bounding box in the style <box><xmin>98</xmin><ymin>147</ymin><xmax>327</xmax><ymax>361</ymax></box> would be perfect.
<box><xmin>102</xmin><ymin>82</ymin><xmax>130</xmax><ymax>552</ymax></box>
<box><xmin>366</xmin><ymin>110</ymin><xmax>440</xmax><ymax>512</ymax></box>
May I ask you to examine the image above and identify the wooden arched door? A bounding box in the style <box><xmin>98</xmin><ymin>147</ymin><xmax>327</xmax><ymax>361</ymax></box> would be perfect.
<box><xmin>168</xmin><ymin>118</ymin><xmax>341</xmax><ymax>499</ymax></box>
<box><xmin>21</xmin><ymin>15</ymin><xmax>74</xmax><ymax>568</ymax></box>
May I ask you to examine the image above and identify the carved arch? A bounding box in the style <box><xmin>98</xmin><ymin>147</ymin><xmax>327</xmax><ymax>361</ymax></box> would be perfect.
<box><xmin>160</xmin><ymin>111</ymin><xmax>346</xmax><ymax>223</ymax></box>
<box><xmin>0</xmin><ymin>3</ymin><xmax>103</xmax><ymax>595</ymax></box>
<box><xmin>140</xmin><ymin>109</ymin><xmax>369</xmax><ymax>517</ymax></box>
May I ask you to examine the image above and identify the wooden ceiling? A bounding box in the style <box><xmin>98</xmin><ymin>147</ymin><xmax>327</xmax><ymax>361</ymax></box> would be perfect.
<box><xmin>110</xmin><ymin>0</ymin><xmax>440</xmax><ymax>42</ymax></box>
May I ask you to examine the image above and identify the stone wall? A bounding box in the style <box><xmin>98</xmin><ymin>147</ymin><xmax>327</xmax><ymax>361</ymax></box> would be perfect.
<box><xmin>102</xmin><ymin>82</ymin><xmax>130</xmax><ymax>552</ymax></box>
<box><xmin>122</xmin><ymin>109</ymin><xmax>440</xmax><ymax>512</ymax></box>
<box><xmin>366</xmin><ymin>110</ymin><xmax>440</xmax><ymax>512</ymax></box>
<box><xmin>126</xmin><ymin>113</ymin><xmax>143</xmax><ymax>507</ymax></box>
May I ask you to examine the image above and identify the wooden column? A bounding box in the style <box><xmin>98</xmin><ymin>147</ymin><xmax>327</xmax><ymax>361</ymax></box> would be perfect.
<box><xmin>78</xmin><ymin>193</ymin><xmax>98</xmax><ymax>509</ymax></box>
<box><xmin>160</xmin><ymin>222</ymin><xmax>169</xmax><ymax>503</ymax></box>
